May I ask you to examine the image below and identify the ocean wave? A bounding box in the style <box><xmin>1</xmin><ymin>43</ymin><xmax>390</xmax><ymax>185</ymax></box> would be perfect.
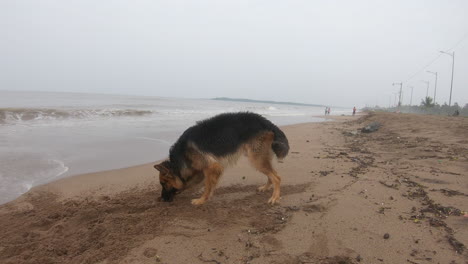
<box><xmin>0</xmin><ymin>108</ymin><xmax>152</xmax><ymax>124</ymax></box>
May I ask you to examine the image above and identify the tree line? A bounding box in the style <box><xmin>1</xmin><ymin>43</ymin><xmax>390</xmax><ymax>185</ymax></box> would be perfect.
<box><xmin>365</xmin><ymin>96</ymin><xmax>468</xmax><ymax>117</ymax></box>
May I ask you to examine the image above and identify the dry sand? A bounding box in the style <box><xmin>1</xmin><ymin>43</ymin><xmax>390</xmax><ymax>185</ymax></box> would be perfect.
<box><xmin>0</xmin><ymin>112</ymin><xmax>467</xmax><ymax>264</ymax></box>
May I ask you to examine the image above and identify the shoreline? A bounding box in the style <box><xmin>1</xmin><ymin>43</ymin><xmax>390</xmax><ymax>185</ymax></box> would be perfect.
<box><xmin>0</xmin><ymin>114</ymin><xmax>335</xmax><ymax>205</ymax></box>
<box><xmin>6</xmin><ymin>117</ymin><xmax>335</xmax><ymax>204</ymax></box>
<box><xmin>1</xmin><ymin>112</ymin><xmax>467</xmax><ymax>264</ymax></box>
<box><xmin>2</xmin><ymin>113</ymin><xmax>345</xmax><ymax>205</ymax></box>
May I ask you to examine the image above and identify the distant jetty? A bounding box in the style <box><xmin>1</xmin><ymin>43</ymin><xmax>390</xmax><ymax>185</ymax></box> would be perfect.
<box><xmin>212</xmin><ymin>97</ymin><xmax>323</xmax><ymax>107</ymax></box>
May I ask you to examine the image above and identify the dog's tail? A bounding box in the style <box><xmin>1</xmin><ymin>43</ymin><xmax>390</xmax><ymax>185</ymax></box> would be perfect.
<box><xmin>271</xmin><ymin>126</ymin><xmax>289</xmax><ymax>159</ymax></box>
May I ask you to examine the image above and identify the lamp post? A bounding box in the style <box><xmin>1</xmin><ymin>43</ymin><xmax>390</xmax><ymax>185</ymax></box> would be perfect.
<box><xmin>440</xmin><ymin>51</ymin><xmax>455</xmax><ymax>107</ymax></box>
<box><xmin>392</xmin><ymin>82</ymin><xmax>403</xmax><ymax>107</ymax></box>
<box><xmin>426</xmin><ymin>71</ymin><xmax>438</xmax><ymax>105</ymax></box>
<box><xmin>409</xmin><ymin>86</ymin><xmax>414</xmax><ymax>106</ymax></box>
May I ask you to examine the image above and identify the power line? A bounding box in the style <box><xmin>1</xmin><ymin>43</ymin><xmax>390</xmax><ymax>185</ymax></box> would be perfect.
<box><xmin>446</xmin><ymin>30</ymin><xmax>468</xmax><ymax>51</ymax></box>
<box><xmin>403</xmin><ymin>30</ymin><xmax>468</xmax><ymax>84</ymax></box>
<box><xmin>404</xmin><ymin>54</ymin><xmax>442</xmax><ymax>83</ymax></box>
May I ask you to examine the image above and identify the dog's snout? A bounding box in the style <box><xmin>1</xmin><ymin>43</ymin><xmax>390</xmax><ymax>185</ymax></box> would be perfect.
<box><xmin>161</xmin><ymin>195</ymin><xmax>174</xmax><ymax>202</ymax></box>
<box><xmin>161</xmin><ymin>187</ymin><xmax>177</xmax><ymax>202</ymax></box>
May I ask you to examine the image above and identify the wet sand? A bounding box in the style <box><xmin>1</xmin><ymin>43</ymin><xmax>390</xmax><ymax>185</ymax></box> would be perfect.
<box><xmin>0</xmin><ymin>112</ymin><xmax>467</xmax><ymax>264</ymax></box>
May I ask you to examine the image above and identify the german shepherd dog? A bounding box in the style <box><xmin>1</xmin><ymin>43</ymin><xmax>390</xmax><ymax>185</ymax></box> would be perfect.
<box><xmin>154</xmin><ymin>112</ymin><xmax>289</xmax><ymax>205</ymax></box>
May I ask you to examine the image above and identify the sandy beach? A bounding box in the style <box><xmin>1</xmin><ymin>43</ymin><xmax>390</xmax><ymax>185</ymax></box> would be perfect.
<box><xmin>0</xmin><ymin>112</ymin><xmax>467</xmax><ymax>264</ymax></box>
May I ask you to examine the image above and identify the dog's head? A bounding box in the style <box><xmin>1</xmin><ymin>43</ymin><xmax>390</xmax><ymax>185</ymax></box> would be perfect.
<box><xmin>154</xmin><ymin>160</ymin><xmax>183</xmax><ymax>202</ymax></box>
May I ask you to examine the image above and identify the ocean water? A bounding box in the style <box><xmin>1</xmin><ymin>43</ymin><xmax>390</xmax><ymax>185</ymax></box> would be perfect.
<box><xmin>0</xmin><ymin>91</ymin><xmax>347</xmax><ymax>204</ymax></box>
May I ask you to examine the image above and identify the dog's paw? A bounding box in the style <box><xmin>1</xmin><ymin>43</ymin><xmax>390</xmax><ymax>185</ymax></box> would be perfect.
<box><xmin>268</xmin><ymin>196</ymin><xmax>280</xmax><ymax>205</ymax></box>
<box><xmin>257</xmin><ymin>184</ymin><xmax>272</xmax><ymax>192</ymax></box>
<box><xmin>191</xmin><ymin>198</ymin><xmax>206</xmax><ymax>205</ymax></box>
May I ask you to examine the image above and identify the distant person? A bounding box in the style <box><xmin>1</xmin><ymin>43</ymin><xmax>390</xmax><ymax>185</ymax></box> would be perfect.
<box><xmin>327</xmin><ymin>107</ymin><xmax>331</xmax><ymax>115</ymax></box>
<box><xmin>453</xmin><ymin>110</ymin><xmax>459</xmax><ymax>116</ymax></box>
<box><xmin>353</xmin><ymin>106</ymin><xmax>356</xmax><ymax>116</ymax></box>
<box><xmin>324</xmin><ymin>107</ymin><xmax>329</xmax><ymax>115</ymax></box>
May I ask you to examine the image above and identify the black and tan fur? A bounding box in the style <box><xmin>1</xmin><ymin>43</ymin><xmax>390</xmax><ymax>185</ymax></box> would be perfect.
<box><xmin>154</xmin><ymin>112</ymin><xmax>289</xmax><ymax>205</ymax></box>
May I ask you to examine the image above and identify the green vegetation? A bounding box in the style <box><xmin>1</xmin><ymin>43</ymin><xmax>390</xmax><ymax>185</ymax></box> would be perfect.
<box><xmin>365</xmin><ymin>98</ymin><xmax>467</xmax><ymax>117</ymax></box>
<box><xmin>420</xmin><ymin>96</ymin><xmax>435</xmax><ymax>108</ymax></box>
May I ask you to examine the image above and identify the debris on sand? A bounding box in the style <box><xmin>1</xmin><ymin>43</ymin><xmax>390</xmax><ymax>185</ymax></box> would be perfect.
<box><xmin>379</xmin><ymin>180</ymin><xmax>399</xmax><ymax>190</ymax></box>
<box><xmin>447</xmin><ymin>236</ymin><xmax>465</xmax><ymax>254</ymax></box>
<box><xmin>319</xmin><ymin>170</ymin><xmax>334</xmax><ymax>177</ymax></box>
<box><xmin>432</xmin><ymin>188</ymin><xmax>468</xmax><ymax>197</ymax></box>
<box><xmin>420</xmin><ymin>203</ymin><xmax>463</xmax><ymax>218</ymax></box>
<box><xmin>383</xmin><ymin>233</ymin><xmax>390</xmax><ymax>239</ymax></box>
<box><xmin>361</xmin><ymin>122</ymin><xmax>381</xmax><ymax>133</ymax></box>
<box><xmin>428</xmin><ymin>217</ymin><xmax>446</xmax><ymax>227</ymax></box>
<box><xmin>343</xmin><ymin>130</ymin><xmax>360</xmax><ymax>136</ymax></box>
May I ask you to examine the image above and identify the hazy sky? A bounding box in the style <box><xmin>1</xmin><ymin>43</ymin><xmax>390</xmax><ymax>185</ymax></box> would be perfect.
<box><xmin>1</xmin><ymin>0</ymin><xmax>467</xmax><ymax>107</ymax></box>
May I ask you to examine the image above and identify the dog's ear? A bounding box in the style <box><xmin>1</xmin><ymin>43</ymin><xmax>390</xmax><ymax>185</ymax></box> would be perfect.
<box><xmin>154</xmin><ymin>161</ymin><xmax>171</xmax><ymax>174</ymax></box>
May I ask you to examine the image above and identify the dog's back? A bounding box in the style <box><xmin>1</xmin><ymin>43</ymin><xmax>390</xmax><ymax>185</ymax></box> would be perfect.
<box><xmin>170</xmin><ymin>112</ymin><xmax>289</xmax><ymax>165</ymax></box>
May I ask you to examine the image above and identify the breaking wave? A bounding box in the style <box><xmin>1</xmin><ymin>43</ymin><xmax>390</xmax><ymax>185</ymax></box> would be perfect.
<box><xmin>0</xmin><ymin>108</ymin><xmax>152</xmax><ymax>124</ymax></box>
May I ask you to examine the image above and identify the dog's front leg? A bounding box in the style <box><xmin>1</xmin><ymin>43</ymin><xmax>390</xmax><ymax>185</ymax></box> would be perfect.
<box><xmin>191</xmin><ymin>163</ymin><xmax>223</xmax><ymax>205</ymax></box>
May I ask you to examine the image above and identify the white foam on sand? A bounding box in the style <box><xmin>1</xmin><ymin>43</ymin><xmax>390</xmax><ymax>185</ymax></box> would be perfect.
<box><xmin>45</xmin><ymin>159</ymin><xmax>70</xmax><ymax>181</ymax></box>
<box><xmin>0</xmin><ymin>154</ymin><xmax>70</xmax><ymax>204</ymax></box>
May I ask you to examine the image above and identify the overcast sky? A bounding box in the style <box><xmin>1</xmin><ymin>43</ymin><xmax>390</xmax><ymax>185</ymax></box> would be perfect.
<box><xmin>1</xmin><ymin>0</ymin><xmax>467</xmax><ymax>107</ymax></box>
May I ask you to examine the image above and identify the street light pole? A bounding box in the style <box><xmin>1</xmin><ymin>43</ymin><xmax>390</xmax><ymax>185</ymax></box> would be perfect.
<box><xmin>440</xmin><ymin>51</ymin><xmax>455</xmax><ymax>106</ymax></box>
<box><xmin>426</xmin><ymin>71</ymin><xmax>438</xmax><ymax>105</ymax></box>
<box><xmin>392</xmin><ymin>82</ymin><xmax>403</xmax><ymax>107</ymax></box>
<box><xmin>409</xmin><ymin>86</ymin><xmax>414</xmax><ymax>106</ymax></box>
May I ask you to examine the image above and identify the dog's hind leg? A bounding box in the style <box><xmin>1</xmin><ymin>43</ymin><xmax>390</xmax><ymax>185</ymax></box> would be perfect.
<box><xmin>257</xmin><ymin>178</ymin><xmax>272</xmax><ymax>192</ymax></box>
<box><xmin>256</xmin><ymin>162</ymin><xmax>281</xmax><ymax>205</ymax></box>
<box><xmin>191</xmin><ymin>162</ymin><xmax>224</xmax><ymax>205</ymax></box>
<box><xmin>247</xmin><ymin>132</ymin><xmax>282</xmax><ymax>205</ymax></box>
